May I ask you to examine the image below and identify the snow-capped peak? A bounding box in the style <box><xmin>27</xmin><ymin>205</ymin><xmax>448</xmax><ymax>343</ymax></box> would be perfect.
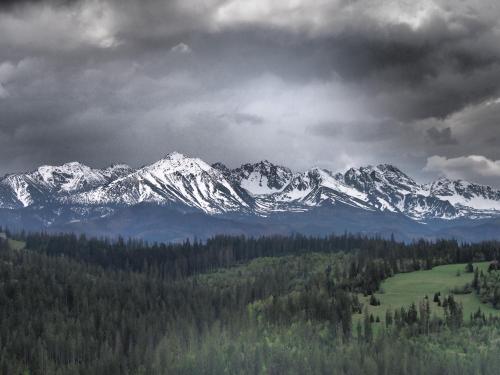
<box><xmin>36</xmin><ymin>162</ymin><xmax>108</xmax><ymax>193</ymax></box>
<box><xmin>0</xmin><ymin>160</ymin><xmax>135</xmax><ymax>208</ymax></box>
<box><xmin>162</xmin><ymin>151</ymin><xmax>188</xmax><ymax>161</ymax></box>
<box><xmin>150</xmin><ymin>153</ymin><xmax>212</xmax><ymax>175</ymax></box>
<box><xmin>68</xmin><ymin>152</ymin><xmax>250</xmax><ymax>214</ymax></box>
<box><xmin>427</xmin><ymin>177</ymin><xmax>500</xmax><ymax>211</ymax></box>
<box><xmin>38</xmin><ymin>161</ymin><xmax>88</xmax><ymax>178</ymax></box>
<box><xmin>230</xmin><ymin>160</ymin><xmax>293</xmax><ymax>196</ymax></box>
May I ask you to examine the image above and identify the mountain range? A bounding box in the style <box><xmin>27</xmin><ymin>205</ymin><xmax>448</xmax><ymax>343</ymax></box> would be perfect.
<box><xmin>1</xmin><ymin>152</ymin><xmax>500</xmax><ymax>242</ymax></box>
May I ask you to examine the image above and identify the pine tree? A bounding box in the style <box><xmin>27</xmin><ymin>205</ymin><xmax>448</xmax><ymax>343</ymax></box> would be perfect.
<box><xmin>385</xmin><ymin>309</ymin><xmax>393</xmax><ymax>328</ymax></box>
<box><xmin>363</xmin><ymin>308</ymin><xmax>373</xmax><ymax>343</ymax></box>
<box><xmin>472</xmin><ymin>267</ymin><xmax>479</xmax><ymax>290</ymax></box>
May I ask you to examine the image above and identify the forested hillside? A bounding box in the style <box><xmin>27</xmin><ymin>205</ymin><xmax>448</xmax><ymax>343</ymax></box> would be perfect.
<box><xmin>1</xmin><ymin>231</ymin><xmax>500</xmax><ymax>374</ymax></box>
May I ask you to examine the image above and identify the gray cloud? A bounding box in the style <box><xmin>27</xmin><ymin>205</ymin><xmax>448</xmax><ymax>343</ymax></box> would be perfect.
<box><xmin>424</xmin><ymin>155</ymin><xmax>500</xmax><ymax>186</ymax></box>
<box><xmin>0</xmin><ymin>0</ymin><xmax>499</xmax><ymax>187</ymax></box>
<box><xmin>222</xmin><ymin>112</ymin><xmax>264</xmax><ymax>125</ymax></box>
<box><xmin>427</xmin><ymin>126</ymin><xmax>458</xmax><ymax>145</ymax></box>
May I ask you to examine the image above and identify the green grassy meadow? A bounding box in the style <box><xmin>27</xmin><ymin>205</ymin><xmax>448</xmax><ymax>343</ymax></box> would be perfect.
<box><xmin>358</xmin><ymin>262</ymin><xmax>500</xmax><ymax>324</ymax></box>
<box><xmin>8</xmin><ymin>238</ymin><xmax>25</xmax><ymax>250</ymax></box>
<box><xmin>0</xmin><ymin>233</ymin><xmax>25</xmax><ymax>250</ymax></box>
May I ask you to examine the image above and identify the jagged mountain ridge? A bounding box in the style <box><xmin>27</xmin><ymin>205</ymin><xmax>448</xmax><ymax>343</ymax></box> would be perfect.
<box><xmin>0</xmin><ymin>162</ymin><xmax>135</xmax><ymax>208</ymax></box>
<box><xmin>68</xmin><ymin>153</ymin><xmax>252</xmax><ymax>214</ymax></box>
<box><xmin>0</xmin><ymin>152</ymin><xmax>500</xmax><ymax>222</ymax></box>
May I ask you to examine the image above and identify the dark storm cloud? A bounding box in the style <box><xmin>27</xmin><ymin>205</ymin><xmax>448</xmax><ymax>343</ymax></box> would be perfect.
<box><xmin>0</xmin><ymin>0</ymin><xmax>78</xmax><ymax>10</ymax></box>
<box><xmin>310</xmin><ymin>119</ymin><xmax>404</xmax><ymax>143</ymax></box>
<box><xmin>0</xmin><ymin>0</ymin><xmax>500</xmax><ymax>186</ymax></box>
<box><xmin>427</xmin><ymin>127</ymin><xmax>457</xmax><ymax>145</ymax></box>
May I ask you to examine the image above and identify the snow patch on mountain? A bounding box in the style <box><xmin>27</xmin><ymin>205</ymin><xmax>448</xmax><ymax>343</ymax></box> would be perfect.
<box><xmin>428</xmin><ymin>178</ymin><xmax>500</xmax><ymax>211</ymax></box>
<box><xmin>229</xmin><ymin>161</ymin><xmax>292</xmax><ymax>196</ymax></box>
<box><xmin>3</xmin><ymin>175</ymin><xmax>33</xmax><ymax>207</ymax></box>
<box><xmin>37</xmin><ymin>162</ymin><xmax>108</xmax><ymax>193</ymax></box>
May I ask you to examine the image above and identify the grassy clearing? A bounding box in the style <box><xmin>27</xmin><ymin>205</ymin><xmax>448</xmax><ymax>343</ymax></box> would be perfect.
<box><xmin>8</xmin><ymin>239</ymin><xmax>26</xmax><ymax>250</ymax></box>
<box><xmin>1</xmin><ymin>233</ymin><xmax>26</xmax><ymax>251</ymax></box>
<box><xmin>357</xmin><ymin>262</ymin><xmax>500</xmax><ymax>324</ymax></box>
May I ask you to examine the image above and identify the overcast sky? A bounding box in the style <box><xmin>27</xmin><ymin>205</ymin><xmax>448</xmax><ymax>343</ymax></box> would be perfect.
<box><xmin>1</xmin><ymin>0</ymin><xmax>500</xmax><ymax>185</ymax></box>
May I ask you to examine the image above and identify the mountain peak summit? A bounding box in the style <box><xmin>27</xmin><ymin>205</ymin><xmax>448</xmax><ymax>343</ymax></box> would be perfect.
<box><xmin>163</xmin><ymin>151</ymin><xmax>187</xmax><ymax>161</ymax></box>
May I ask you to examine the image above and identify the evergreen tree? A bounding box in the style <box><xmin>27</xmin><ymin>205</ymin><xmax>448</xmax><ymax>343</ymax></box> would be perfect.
<box><xmin>363</xmin><ymin>308</ymin><xmax>373</xmax><ymax>343</ymax></box>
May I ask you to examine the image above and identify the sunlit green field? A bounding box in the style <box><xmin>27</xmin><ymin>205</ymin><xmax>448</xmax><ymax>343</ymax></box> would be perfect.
<box><xmin>8</xmin><ymin>239</ymin><xmax>25</xmax><ymax>250</ymax></box>
<box><xmin>0</xmin><ymin>233</ymin><xmax>25</xmax><ymax>251</ymax></box>
<box><xmin>357</xmin><ymin>262</ymin><xmax>500</xmax><ymax>323</ymax></box>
